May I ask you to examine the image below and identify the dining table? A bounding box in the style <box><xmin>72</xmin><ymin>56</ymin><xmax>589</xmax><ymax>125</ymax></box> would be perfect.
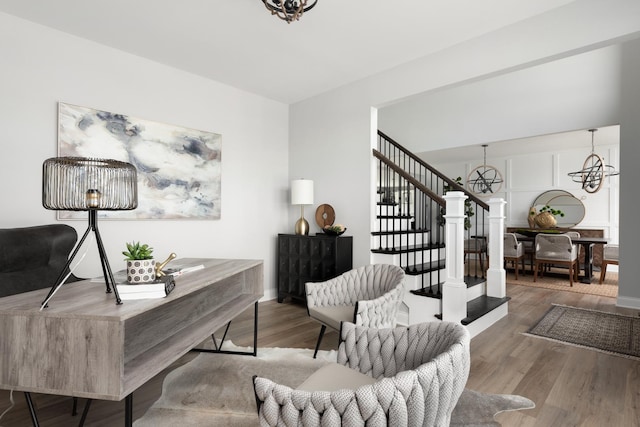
<box><xmin>513</xmin><ymin>233</ymin><xmax>609</xmax><ymax>284</ymax></box>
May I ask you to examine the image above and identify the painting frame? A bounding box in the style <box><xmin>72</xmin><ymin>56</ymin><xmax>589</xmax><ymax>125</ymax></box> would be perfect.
<box><xmin>57</xmin><ymin>102</ymin><xmax>221</xmax><ymax>220</ymax></box>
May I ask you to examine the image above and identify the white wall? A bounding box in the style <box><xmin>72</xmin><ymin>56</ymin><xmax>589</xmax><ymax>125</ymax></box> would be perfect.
<box><xmin>379</xmin><ymin>46</ymin><xmax>621</xmax><ymax>153</ymax></box>
<box><xmin>0</xmin><ymin>12</ymin><xmax>290</xmax><ymax>300</ymax></box>
<box><xmin>618</xmin><ymin>38</ymin><xmax>640</xmax><ymax>307</ymax></box>
<box><xmin>289</xmin><ymin>0</ymin><xmax>640</xmax><ymax>306</ymax></box>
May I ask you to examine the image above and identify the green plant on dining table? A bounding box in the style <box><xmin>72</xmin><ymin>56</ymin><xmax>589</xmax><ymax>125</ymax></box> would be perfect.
<box><xmin>531</xmin><ymin>205</ymin><xmax>565</xmax><ymax>217</ymax></box>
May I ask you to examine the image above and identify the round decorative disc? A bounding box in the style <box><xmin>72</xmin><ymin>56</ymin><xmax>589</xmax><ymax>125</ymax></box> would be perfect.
<box><xmin>315</xmin><ymin>204</ymin><xmax>335</xmax><ymax>228</ymax></box>
<box><xmin>466</xmin><ymin>165</ymin><xmax>504</xmax><ymax>195</ymax></box>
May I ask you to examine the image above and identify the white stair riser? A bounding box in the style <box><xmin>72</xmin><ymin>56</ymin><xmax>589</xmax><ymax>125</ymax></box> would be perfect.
<box><xmin>371</xmin><ymin>248</ymin><xmax>445</xmax><ymax>266</ymax></box>
<box><xmin>404</xmin><ymin>274</ymin><xmax>485</xmax><ymax>302</ymax></box>
<box><xmin>374</xmin><ymin>217</ymin><xmax>413</xmax><ymax>231</ymax></box>
<box><xmin>403</xmin><ymin>273</ymin><xmax>442</xmax><ymax>292</ymax></box>
<box><xmin>377</xmin><ymin>204</ymin><xmax>403</xmax><ymax>217</ymax></box>
<box><xmin>465</xmin><ymin>303</ymin><xmax>508</xmax><ymax>339</ymax></box>
<box><xmin>400</xmin><ymin>292</ymin><xmax>441</xmax><ymax>325</ymax></box>
<box><xmin>372</xmin><ymin>233</ymin><xmax>426</xmax><ymax>249</ymax></box>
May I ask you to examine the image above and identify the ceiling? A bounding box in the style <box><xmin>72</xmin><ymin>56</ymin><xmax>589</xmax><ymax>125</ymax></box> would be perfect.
<box><xmin>422</xmin><ymin>125</ymin><xmax>620</xmax><ymax>165</ymax></box>
<box><xmin>0</xmin><ymin>0</ymin><xmax>576</xmax><ymax>104</ymax></box>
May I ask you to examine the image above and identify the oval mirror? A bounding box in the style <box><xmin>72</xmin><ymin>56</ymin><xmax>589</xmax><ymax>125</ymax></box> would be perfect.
<box><xmin>531</xmin><ymin>190</ymin><xmax>585</xmax><ymax>228</ymax></box>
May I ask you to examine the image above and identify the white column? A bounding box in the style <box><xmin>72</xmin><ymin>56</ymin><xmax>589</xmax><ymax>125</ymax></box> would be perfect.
<box><xmin>486</xmin><ymin>198</ymin><xmax>506</xmax><ymax>298</ymax></box>
<box><xmin>442</xmin><ymin>191</ymin><xmax>467</xmax><ymax>323</ymax></box>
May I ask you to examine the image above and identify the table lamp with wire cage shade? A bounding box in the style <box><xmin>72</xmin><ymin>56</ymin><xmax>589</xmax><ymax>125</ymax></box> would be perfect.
<box><xmin>41</xmin><ymin>156</ymin><xmax>138</xmax><ymax>308</ymax></box>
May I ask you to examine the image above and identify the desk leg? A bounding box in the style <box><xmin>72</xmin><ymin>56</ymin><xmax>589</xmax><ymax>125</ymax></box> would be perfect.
<box><xmin>580</xmin><ymin>243</ymin><xmax>595</xmax><ymax>284</ymax></box>
<box><xmin>192</xmin><ymin>302</ymin><xmax>259</xmax><ymax>356</ymax></box>
<box><xmin>77</xmin><ymin>399</ymin><xmax>92</xmax><ymax>427</ymax></box>
<box><xmin>125</xmin><ymin>394</ymin><xmax>133</xmax><ymax>427</ymax></box>
<box><xmin>23</xmin><ymin>392</ymin><xmax>40</xmax><ymax>427</ymax></box>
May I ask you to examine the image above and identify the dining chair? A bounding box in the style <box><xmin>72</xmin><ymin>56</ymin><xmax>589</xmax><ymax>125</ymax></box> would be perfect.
<box><xmin>464</xmin><ymin>236</ymin><xmax>487</xmax><ymax>278</ymax></box>
<box><xmin>599</xmin><ymin>244</ymin><xmax>619</xmax><ymax>284</ymax></box>
<box><xmin>563</xmin><ymin>231</ymin><xmax>582</xmax><ymax>275</ymax></box>
<box><xmin>534</xmin><ymin>234</ymin><xmax>579</xmax><ymax>286</ymax></box>
<box><xmin>504</xmin><ymin>233</ymin><xmax>525</xmax><ymax>280</ymax></box>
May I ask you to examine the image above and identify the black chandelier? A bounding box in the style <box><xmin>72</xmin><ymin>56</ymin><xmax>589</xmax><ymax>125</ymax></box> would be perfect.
<box><xmin>262</xmin><ymin>0</ymin><xmax>317</xmax><ymax>23</ymax></box>
<box><xmin>567</xmin><ymin>128</ymin><xmax>620</xmax><ymax>193</ymax></box>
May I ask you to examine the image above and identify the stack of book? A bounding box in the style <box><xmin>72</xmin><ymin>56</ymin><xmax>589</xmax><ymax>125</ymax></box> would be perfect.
<box><xmin>116</xmin><ymin>275</ymin><xmax>175</xmax><ymax>300</ymax></box>
<box><xmin>92</xmin><ymin>263</ymin><xmax>205</xmax><ymax>300</ymax></box>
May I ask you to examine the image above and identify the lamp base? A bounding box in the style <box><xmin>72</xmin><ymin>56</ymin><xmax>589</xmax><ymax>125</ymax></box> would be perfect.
<box><xmin>295</xmin><ymin>217</ymin><xmax>310</xmax><ymax>235</ymax></box>
<box><xmin>40</xmin><ymin>209</ymin><xmax>122</xmax><ymax>309</ymax></box>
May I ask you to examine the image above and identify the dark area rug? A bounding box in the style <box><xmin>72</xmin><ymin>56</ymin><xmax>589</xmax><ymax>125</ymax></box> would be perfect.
<box><xmin>134</xmin><ymin>344</ymin><xmax>534</xmax><ymax>426</ymax></box>
<box><xmin>525</xmin><ymin>303</ymin><xmax>640</xmax><ymax>360</ymax></box>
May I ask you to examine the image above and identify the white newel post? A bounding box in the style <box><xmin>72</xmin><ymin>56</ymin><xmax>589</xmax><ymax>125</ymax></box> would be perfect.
<box><xmin>442</xmin><ymin>191</ymin><xmax>467</xmax><ymax>323</ymax></box>
<box><xmin>487</xmin><ymin>198</ymin><xmax>506</xmax><ymax>298</ymax></box>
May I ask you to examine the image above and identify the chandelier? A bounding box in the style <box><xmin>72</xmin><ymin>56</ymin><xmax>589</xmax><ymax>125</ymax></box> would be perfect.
<box><xmin>466</xmin><ymin>144</ymin><xmax>504</xmax><ymax>195</ymax></box>
<box><xmin>567</xmin><ymin>128</ymin><xmax>620</xmax><ymax>193</ymax></box>
<box><xmin>262</xmin><ymin>0</ymin><xmax>317</xmax><ymax>23</ymax></box>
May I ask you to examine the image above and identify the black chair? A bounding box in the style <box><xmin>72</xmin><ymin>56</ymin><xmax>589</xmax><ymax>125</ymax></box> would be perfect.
<box><xmin>0</xmin><ymin>224</ymin><xmax>87</xmax><ymax>423</ymax></box>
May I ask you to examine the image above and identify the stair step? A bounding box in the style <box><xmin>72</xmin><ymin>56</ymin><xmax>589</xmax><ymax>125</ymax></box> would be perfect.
<box><xmin>461</xmin><ymin>296</ymin><xmax>511</xmax><ymax>325</ymax></box>
<box><xmin>410</xmin><ymin>285</ymin><xmax>442</xmax><ymax>299</ymax></box>
<box><xmin>403</xmin><ymin>259</ymin><xmax>446</xmax><ymax>275</ymax></box>
<box><xmin>433</xmin><ymin>296</ymin><xmax>510</xmax><ymax>324</ymax></box>
<box><xmin>409</xmin><ymin>275</ymin><xmax>487</xmax><ymax>299</ymax></box>
<box><xmin>377</xmin><ymin>214</ymin><xmax>412</xmax><ymax>219</ymax></box>
<box><xmin>371</xmin><ymin>229</ymin><xmax>429</xmax><ymax>236</ymax></box>
<box><xmin>371</xmin><ymin>242</ymin><xmax>441</xmax><ymax>255</ymax></box>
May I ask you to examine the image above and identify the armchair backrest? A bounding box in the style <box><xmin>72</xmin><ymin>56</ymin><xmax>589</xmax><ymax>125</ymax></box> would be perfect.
<box><xmin>564</xmin><ymin>231</ymin><xmax>580</xmax><ymax>240</ymax></box>
<box><xmin>306</xmin><ymin>264</ymin><xmax>404</xmax><ymax>308</ymax></box>
<box><xmin>253</xmin><ymin>321</ymin><xmax>470</xmax><ymax>427</ymax></box>
<box><xmin>338</xmin><ymin>321</ymin><xmax>470</xmax><ymax>380</ymax></box>
<box><xmin>464</xmin><ymin>236</ymin><xmax>487</xmax><ymax>252</ymax></box>
<box><xmin>603</xmin><ymin>243</ymin><xmax>619</xmax><ymax>261</ymax></box>
<box><xmin>0</xmin><ymin>224</ymin><xmax>78</xmax><ymax>298</ymax></box>
<box><xmin>535</xmin><ymin>234</ymin><xmax>577</xmax><ymax>261</ymax></box>
<box><xmin>503</xmin><ymin>233</ymin><xmax>523</xmax><ymax>257</ymax></box>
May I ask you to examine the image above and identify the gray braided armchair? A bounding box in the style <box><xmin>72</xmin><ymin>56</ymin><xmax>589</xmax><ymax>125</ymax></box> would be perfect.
<box><xmin>253</xmin><ymin>321</ymin><xmax>471</xmax><ymax>426</ymax></box>
<box><xmin>305</xmin><ymin>264</ymin><xmax>405</xmax><ymax>358</ymax></box>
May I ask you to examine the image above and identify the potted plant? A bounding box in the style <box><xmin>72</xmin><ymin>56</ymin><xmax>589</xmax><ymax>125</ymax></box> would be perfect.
<box><xmin>123</xmin><ymin>241</ymin><xmax>156</xmax><ymax>283</ymax></box>
<box><xmin>438</xmin><ymin>177</ymin><xmax>474</xmax><ymax>230</ymax></box>
<box><xmin>531</xmin><ymin>205</ymin><xmax>565</xmax><ymax>228</ymax></box>
<box><xmin>323</xmin><ymin>224</ymin><xmax>347</xmax><ymax>236</ymax></box>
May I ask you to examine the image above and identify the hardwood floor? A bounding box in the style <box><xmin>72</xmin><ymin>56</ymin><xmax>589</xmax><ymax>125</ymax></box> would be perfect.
<box><xmin>1</xmin><ymin>283</ymin><xmax>638</xmax><ymax>426</ymax></box>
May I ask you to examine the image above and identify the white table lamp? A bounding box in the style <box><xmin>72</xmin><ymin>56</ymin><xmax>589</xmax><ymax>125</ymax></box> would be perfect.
<box><xmin>291</xmin><ymin>179</ymin><xmax>314</xmax><ymax>235</ymax></box>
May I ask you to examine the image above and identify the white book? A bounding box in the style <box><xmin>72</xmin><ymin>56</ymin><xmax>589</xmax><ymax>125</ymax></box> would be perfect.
<box><xmin>116</xmin><ymin>282</ymin><xmax>168</xmax><ymax>293</ymax></box>
<box><xmin>116</xmin><ymin>276</ymin><xmax>175</xmax><ymax>299</ymax></box>
<box><xmin>118</xmin><ymin>290</ymin><xmax>168</xmax><ymax>300</ymax></box>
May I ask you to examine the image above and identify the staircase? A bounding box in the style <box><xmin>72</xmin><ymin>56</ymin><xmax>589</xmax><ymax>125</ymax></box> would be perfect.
<box><xmin>372</xmin><ymin>131</ymin><xmax>510</xmax><ymax>337</ymax></box>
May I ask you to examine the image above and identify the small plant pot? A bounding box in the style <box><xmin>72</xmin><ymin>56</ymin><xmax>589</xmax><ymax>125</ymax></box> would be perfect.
<box><xmin>126</xmin><ymin>259</ymin><xmax>156</xmax><ymax>284</ymax></box>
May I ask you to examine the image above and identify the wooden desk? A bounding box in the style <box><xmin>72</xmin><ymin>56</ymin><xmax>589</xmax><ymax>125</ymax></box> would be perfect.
<box><xmin>0</xmin><ymin>258</ymin><xmax>263</xmax><ymax>424</ymax></box>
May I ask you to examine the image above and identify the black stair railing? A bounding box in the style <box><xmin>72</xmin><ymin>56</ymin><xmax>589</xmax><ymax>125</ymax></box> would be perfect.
<box><xmin>374</xmin><ymin>130</ymin><xmax>490</xmax><ymax>295</ymax></box>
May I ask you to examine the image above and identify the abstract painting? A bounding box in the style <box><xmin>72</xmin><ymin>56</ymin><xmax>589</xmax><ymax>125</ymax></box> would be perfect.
<box><xmin>57</xmin><ymin>102</ymin><xmax>221</xmax><ymax>219</ymax></box>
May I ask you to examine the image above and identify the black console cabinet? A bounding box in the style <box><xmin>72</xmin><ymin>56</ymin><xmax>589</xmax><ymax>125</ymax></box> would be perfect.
<box><xmin>277</xmin><ymin>234</ymin><xmax>353</xmax><ymax>304</ymax></box>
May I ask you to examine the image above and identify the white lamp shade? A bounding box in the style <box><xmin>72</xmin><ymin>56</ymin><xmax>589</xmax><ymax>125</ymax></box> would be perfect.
<box><xmin>291</xmin><ymin>179</ymin><xmax>314</xmax><ymax>205</ymax></box>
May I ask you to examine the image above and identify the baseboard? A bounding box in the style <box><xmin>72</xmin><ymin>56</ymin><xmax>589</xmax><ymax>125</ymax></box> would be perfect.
<box><xmin>616</xmin><ymin>295</ymin><xmax>640</xmax><ymax>310</ymax></box>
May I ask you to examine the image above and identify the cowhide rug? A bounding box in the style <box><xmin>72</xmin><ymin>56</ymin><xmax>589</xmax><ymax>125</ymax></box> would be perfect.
<box><xmin>134</xmin><ymin>344</ymin><xmax>533</xmax><ymax>426</ymax></box>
